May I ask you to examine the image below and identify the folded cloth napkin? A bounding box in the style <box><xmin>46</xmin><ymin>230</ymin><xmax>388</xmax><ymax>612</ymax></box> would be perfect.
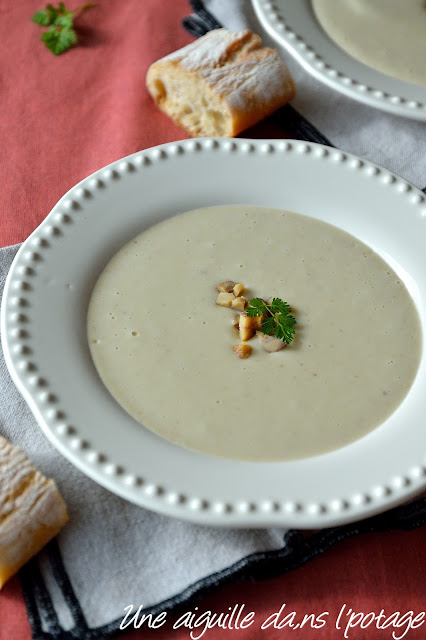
<box><xmin>1</xmin><ymin>3</ymin><xmax>426</xmax><ymax>640</ymax></box>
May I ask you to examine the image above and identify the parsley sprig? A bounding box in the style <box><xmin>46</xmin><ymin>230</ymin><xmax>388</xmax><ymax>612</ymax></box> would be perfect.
<box><xmin>246</xmin><ymin>297</ymin><xmax>296</xmax><ymax>344</ymax></box>
<box><xmin>32</xmin><ymin>2</ymin><xmax>94</xmax><ymax>55</ymax></box>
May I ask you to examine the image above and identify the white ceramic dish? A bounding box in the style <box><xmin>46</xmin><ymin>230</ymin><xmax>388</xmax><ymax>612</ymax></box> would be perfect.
<box><xmin>2</xmin><ymin>138</ymin><xmax>426</xmax><ymax>528</ymax></box>
<box><xmin>252</xmin><ymin>0</ymin><xmax>426</xmax><ymax>121</ymax></box>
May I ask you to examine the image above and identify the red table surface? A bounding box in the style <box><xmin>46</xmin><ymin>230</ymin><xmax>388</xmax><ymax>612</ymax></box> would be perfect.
<box><xmin>0</xmin><ymin>2</ymin><xmax>424</xmax><ymax>639</ymax></box>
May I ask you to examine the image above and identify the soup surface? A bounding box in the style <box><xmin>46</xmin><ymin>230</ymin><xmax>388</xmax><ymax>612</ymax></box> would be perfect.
<box><xmin>87</xmin><ymin>206</ymin><xmax>421</xmax><ymax>461</ymax></box>
<box><xmin>312</xmin><ymin>0</ymin><xmax>426</xmax><ymax>86</ymax></box>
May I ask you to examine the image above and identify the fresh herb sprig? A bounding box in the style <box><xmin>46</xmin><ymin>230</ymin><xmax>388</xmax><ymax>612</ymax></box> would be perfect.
<box><xmin>32</xmin><ymin>2</ymin><xmax>94</xmax><ymax>55</ymax></box>
<box><xmin>246</xmin><ymin>297</ymin><xmax>296</xmax><ymax>344</ymax></box>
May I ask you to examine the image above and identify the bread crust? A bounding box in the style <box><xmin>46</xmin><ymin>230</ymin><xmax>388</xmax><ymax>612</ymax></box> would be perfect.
<box><xmin>0</xmin><ymin>436</ymin><xmax>68</xmax><ymax>589</ymax></box>
<box><xmin>146</xmin><ymin>28</ymin><xmax>295</xmax><ymax>137</ymax></box>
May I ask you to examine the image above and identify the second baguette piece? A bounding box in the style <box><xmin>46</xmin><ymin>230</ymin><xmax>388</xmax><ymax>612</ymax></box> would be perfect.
<box><xmin>146</xmin><ymin>28</ymin><xmax>295</xmax><ymax>137</ymax></box>
<box><xmin>0</xmin><ymin>435</ymin><xmax>68</xmax><ymax>590</ymax></box>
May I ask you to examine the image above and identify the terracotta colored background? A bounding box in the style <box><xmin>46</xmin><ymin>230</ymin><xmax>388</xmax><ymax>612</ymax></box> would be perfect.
<box><xmin>0</xmin><ymin>2</ymin><xmax>424</xmax><ymax>639</ymax></box>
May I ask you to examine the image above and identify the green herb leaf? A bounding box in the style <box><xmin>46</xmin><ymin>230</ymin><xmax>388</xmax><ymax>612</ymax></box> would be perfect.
<box><xmin>270</xmin><ymin>298</ymin><xmax>291</xmax><ymax>316</ymax></box>
<box><xmin>32</xmin><ymin>2</ymin><xmax>94</xmax><ymax>55</ymax></box>
<box><xmin>245</xmin><ymin>298</ymin><xmax>269</xmax><ymax>317</ymax></box>
<box><xmin>261</xmin><ymin>316</ymin><xmax>277</xmax><ymax>336</ymax></box>
<box><xmin>41</xmin><ymin>23</ymin><xmax>77</xmax><ymax>55</ymax></box>
<box><xmin>32</xmin><ymin>9</ymin><xmax>55</xmax><ymax>25</ymax></box>
<box><xmin>247</xmin><ymin>296</ymin><xmax>297</xmax><ymax>345</ymax></box>
<box><xmin>55</xmin><ymin>13</ymin><xmax>74</xmax><ymax>29</ymax></box>
<box><xmin>275</xmin><ymin>312</ymin><xmax>296</xmax><ymax>344</ymax></box>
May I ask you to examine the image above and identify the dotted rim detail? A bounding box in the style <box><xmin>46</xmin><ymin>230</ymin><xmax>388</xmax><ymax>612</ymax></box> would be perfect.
<box><xmin>253</xmin><ymin>0</ymin><xmax>426</xmax><ymax>119</ymax></box>
<box><xmin>2</xmin><ymin>138</ymin><xmax>426</xmax><ymax>527</ymax></box>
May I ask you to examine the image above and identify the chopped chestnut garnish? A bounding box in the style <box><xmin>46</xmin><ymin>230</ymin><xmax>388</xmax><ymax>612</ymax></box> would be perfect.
<box><xmin>216</xmin><ymin>292</ymin><xmax>235</xmax><ymax>307</ymax></box>
<box><xmin>257</xmin><ymin>331</ymin><xmax>286</xmax><ymax>352</ymax></box>
<box><xmin>239</xmin><ymin>312</ymin><xmax>256</xmax><ymax>341</ymax></box>
<box><xmin>216</xmin><ymin>280</ymin><xmax>237</xmax><ymax>293</ymax></box>
<box><xmin>231</xmin><ymin>296</ymin><xmax>247</xmax><ymax>311</ymax></box>
<box><xmin>233</xmin><ymin>283</ymin><xmax>244</xmax><ymax>297</ymax></box>
<box><xmin>233</xmin><ymin>343</ymin><xmax>253</xmax><ymax>359</ymax></box>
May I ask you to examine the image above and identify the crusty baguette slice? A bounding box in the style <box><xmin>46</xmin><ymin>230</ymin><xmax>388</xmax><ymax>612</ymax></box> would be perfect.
<box><xmin>146</xmin><ymin>28</ymin><xmax>295</xmax><ymax>137</ymax></box>
<box><xmin>0</xmin><ymin>435</ymin><xmax>68</xmax><ymax>589</ymax></box>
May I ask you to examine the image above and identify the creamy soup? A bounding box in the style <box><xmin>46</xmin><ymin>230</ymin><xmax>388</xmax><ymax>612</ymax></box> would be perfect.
<box><xmin>312</xmin><ymin>0</ymin><xmax>426</xmax><ymax>86</ymax></box>
<box><xmin>87</xmin><ymin>206</ymin><xmax>421</xmax><ymax>462</ymax></box>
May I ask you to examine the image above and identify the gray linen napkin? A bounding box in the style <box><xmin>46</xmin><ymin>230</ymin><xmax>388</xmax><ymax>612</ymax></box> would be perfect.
<box><xmin>1</xmin><ymin>3</ymin><xmax>426</xmax><ymax>639</ymax></box>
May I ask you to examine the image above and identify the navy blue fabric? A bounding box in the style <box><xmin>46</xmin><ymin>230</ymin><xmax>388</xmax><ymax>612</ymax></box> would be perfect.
<box><xmin>20</xmin><ymin>498</ymin><xmax>426</xmax><ymax>640</ymax></box>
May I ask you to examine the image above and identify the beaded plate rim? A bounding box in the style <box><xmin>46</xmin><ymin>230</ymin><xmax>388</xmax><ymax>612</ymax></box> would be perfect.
<box><xmin>252</xmin><ymin>0</ymin><xmax>426</xmax><ymax>120</ymax></box>
<box><xmin>2</xmin><ymin>138</ymin><xmax>426</xmax><ymax>528</ymax></box>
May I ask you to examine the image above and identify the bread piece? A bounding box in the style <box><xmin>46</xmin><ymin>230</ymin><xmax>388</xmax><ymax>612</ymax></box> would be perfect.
<box><xmin>146</xmin><ymin>28</ymin><xmax>295</xmax><ymax>137</ymax></box>
<box><xmin>0</xmin><ymin>435</ymin><xmax>68</xmax><ymax>590</ymax></box>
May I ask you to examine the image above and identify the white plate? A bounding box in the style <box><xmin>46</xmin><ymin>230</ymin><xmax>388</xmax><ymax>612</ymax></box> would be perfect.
<box><xmin>252</xmin><ymin>0</ymin><xmax>426</xmax><ymax>121</ymax></box>
<box><xmin>2</xmin><ymin>138</ymin><xmax>426</xmax><ymax>528</ymax></box>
